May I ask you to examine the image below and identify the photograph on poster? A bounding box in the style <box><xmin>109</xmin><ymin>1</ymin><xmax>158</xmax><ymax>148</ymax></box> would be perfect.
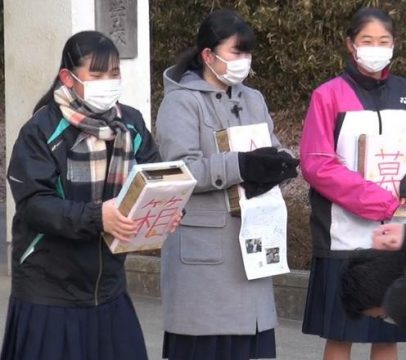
<box><xmin>266</xmin><ymin>247</ymin><xmax>280</xmax><ymax>264</ymax></box>
<box><xmin>245</xmin><ymin>238</ymin><xmax>262</xmax><ymax>254</ymax></box>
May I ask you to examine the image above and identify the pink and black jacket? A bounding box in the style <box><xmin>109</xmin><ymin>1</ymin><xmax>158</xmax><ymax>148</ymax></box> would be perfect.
<box><xmin>300</xmin><ymin>61</ymin><xmax>406</xmax><ymax>258</ymax></box>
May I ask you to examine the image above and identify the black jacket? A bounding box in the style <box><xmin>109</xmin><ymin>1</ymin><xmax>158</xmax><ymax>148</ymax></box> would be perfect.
<box><xmin>7</xmin><ymin>101</ymin><xmax>161</xmax><ymax>306</ymax></box>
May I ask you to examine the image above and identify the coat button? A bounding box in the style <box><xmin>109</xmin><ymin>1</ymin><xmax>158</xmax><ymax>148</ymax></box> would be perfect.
<box><xmin>215</xmin><ymin>178</ymin><xmax>223</xmax><ymax>186</ymax></box>
<box><xmin>216</xmin><ymin>93</ymin><xmax>222</xmax><ymax>99</ymax></box>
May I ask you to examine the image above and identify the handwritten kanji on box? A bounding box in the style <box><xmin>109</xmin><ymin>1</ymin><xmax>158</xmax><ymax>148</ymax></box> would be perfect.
<box><xmin>104</xmin><ymin>161</ymin><xmax>196</xmax><ymax>253</ymax></box>
<box><xmin>358</xmin><ymin>134</ymin><xmax>406</xmax><ymax>217</ymax></box>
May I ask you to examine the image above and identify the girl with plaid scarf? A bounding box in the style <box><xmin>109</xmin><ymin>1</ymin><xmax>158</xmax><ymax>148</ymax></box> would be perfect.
<box><xmin>1</xmin><ymin>31</ymin><xmax>161</xmax><ymax>360</ymax></box>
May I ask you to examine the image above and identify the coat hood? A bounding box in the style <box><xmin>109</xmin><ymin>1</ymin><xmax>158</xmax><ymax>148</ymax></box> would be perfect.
<box><xmin>163</xmin><ymin>65</ymin><xmax>246</xmax><ymax>96</ymax></box>
<box><xmin>163</xmin><ymin>66</ymin><xmax>219</xmax><ymax>95</ymax></box>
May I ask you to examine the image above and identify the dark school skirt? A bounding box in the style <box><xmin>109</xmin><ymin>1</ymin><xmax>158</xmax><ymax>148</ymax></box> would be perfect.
<box><xmin>162</xmin><ymin>328</ymin><xmax>276</xmax><ymax>360</ymax></box>
<box><xmin>302</xmin><ymin>257</ymin><xmax>406</xmax><ymax>342</ymax></box>
<box><xmin>0</xmin><ymin>292</ymin><xmax>148</xmax><ymax>360</ymax></box>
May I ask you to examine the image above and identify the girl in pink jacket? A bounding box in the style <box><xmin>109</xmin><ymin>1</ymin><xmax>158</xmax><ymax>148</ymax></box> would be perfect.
<box><xmin>300</xmin><ymin>7</ymin><xmax>406</xmax><ymax>360</ymax></box>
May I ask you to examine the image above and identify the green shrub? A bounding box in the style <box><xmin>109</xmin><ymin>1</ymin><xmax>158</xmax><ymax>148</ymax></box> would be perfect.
<box><xmin>150</xmin><ymin>0</ymin><xmax>406</xmax><ymax>118</ymax></box>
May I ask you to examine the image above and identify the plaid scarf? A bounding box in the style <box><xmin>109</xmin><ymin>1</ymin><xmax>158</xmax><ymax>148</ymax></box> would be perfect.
<box><xmin>54</xmin><ymin>83</ymin><xmax>134</xmax><ymax>202</ymax></box>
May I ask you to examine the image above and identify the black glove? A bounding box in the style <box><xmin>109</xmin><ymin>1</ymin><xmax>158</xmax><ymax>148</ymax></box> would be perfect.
<box><xmin>241</xmin><ymin>181</ymin><xmax>276</xmax><ymax>199</ymax></box>
<box><xmin>241</xmin><ymin>165</ymin><xmax>298</xmax><ymax>199</ymax></box>
<box><xmin>238</xmin><ymin>147</ymin><xmax>299</xmax><ymax>184</ymax></box>
<box><xmin>400</xmin><ymin>174</ymin><xmax>406</xmax><ymax>198</ymax></box>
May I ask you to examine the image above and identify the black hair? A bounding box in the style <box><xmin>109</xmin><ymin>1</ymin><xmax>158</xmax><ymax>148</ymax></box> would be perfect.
<box><xmin>171</xmin><ymin>9</ymin><xmax>256</xmax><ymax>82</ymax></box>
<box><xmin>346</xmin><ymin>7</ymin><xmax>396</xmax><ymax>41</ymax></box>
<box><xmin>340</xmin><ymin>249</ymin><xmax>406</xmax><ymax>319</ymax></box>
<box><xmin>33</xmin><ymin>31</ymin><xmax>120</xmax><ymax>114</ymax></box>
<box><xmin>383</xmin><ymin>275</ymin><xmax>406</xmax><ymax>327</ymax></box>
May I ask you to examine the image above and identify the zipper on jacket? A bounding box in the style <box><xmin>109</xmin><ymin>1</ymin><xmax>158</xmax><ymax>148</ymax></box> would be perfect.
<box><xmin>94</xmin><ymin>235</ymin><xmax>103</xmax><ymax>306</ymax></box>
<box><xmin>371</xmin><ymin>92</ymin><xmax>383</xmax><ymax>135</ymax></box>
<box><xmin>374</xmin><ymin>97</ymin><xmax>383</xmax><ymax>224</ymax></box>
<box><xmin>377</xmin><ymin>109</ymin><xmax>383</xmax><ymax>135</ymax></box>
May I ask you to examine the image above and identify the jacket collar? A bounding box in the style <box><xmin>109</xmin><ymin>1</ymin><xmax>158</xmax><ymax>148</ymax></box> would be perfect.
<box><xmin>345</xmin><ymin>60</ymin><xmax>389</xmax><ymax>91</ymax></box>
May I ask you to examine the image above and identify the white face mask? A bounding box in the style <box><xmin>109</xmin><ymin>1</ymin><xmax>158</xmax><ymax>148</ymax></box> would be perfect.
<box><xmin>70</xmin><ymin>72</ymin><xmax>122</xmax><ymax>112</ymax></box>
<box><xmin>207</xmin><ymin>54</ymin><xmax>252</xmax><ymax>86</ymax></box>
<box><xmin>354</xmin><ymin>45</ymin><xmax>393</xmax><ymax>73</ymax></box>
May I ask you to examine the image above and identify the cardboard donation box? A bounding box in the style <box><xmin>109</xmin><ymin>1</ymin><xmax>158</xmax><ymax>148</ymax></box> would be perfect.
<box><xmin>104</xmin><ymin>161</ymin><xmax>196</xmax><ymax>253</ymax></box>
<box><xmin>215</xmin><ymin>123</ymin><xmax>272</xmax><ymax>216</ymax></box>
<box><xmin>358</xmin><ymin>134</ymin><xmax>406</xmax><ymax>217</ymax></box>
<box><xmin>215</xmin><ymin>129</ymin><xmax>240</xmax><ymax>215</ymax></box>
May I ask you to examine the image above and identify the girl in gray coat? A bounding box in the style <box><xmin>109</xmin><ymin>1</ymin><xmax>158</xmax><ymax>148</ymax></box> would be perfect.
<box><xmin>156</xmin><ymin>9</ymin><xmax>298</xmax><ymax>360</ymax></box>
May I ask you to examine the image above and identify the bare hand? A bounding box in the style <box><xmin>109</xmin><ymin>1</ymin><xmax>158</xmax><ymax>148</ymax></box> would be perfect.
<box><xmin>168</xmin><ymin>210</ymin><xmax>183</xmax><ymax>233</ymax></box>
<box><xmin>372</xmin><ymin>223</ymin><xmax>404</xmax><ymax>251</ymax></box>
<box><xmin>102</xmin><ymin>198</ymin><xmax>139</xmax><ymax>242</ymax></box>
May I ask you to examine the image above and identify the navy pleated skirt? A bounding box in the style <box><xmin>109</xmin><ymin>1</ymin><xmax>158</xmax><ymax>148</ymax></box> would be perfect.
<box><xmin>0</xmin><ymin>293</ymin><xmax>148</xmax><ymax>360</ymax></box>
<box><xmin>302</xmin><ymin>257</ymin><xmax>406</xmax><ymax>342</ymax></box>
<box><xmin>162</xmin><ymin>328</ymin><xmax>276</xmax><ymax>360</ymax></box>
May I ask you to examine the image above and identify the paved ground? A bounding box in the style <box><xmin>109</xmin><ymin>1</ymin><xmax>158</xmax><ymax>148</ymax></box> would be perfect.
<box><xmin>0</xmin><ymin>275</ymin><xmax>405</xmax><ymax>360</ymax></box>
<box><xmin>132</xmin><ymin>295</ymin><xmax>406</xmax><ymax>359</ymax></box>
<box><xmin>1</xmin><ymin>203</ymin><xmax>406</xmax><ymax>359</ymax></box>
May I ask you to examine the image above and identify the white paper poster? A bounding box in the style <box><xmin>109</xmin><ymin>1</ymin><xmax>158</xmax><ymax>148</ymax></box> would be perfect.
<box><xmin>239</xmin><ymin>188</ymin><xmax>289</xmax><ymax>279</ymax></box>
<box><xmin>226</xmin><ymin>123</ymin><xmax>290</xmax><ymax>279</ymax></box>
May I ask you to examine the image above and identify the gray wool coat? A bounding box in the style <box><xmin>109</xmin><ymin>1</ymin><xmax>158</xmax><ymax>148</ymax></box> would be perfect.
<box><xmin>156</xmin><ymin>66</ymin><xmax>281</xmax><ymax>336</ymax></box>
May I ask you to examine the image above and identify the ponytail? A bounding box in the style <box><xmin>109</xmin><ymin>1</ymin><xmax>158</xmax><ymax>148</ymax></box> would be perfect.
<box><xmin>33</xmin><ymin>76</ymin><xmax>60</xmax><ymax>114</ymax></box>
<box><xmin>171</xmin><ymin>46</ymin><xmax>202</xmax><ymax>82</ymax></box>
